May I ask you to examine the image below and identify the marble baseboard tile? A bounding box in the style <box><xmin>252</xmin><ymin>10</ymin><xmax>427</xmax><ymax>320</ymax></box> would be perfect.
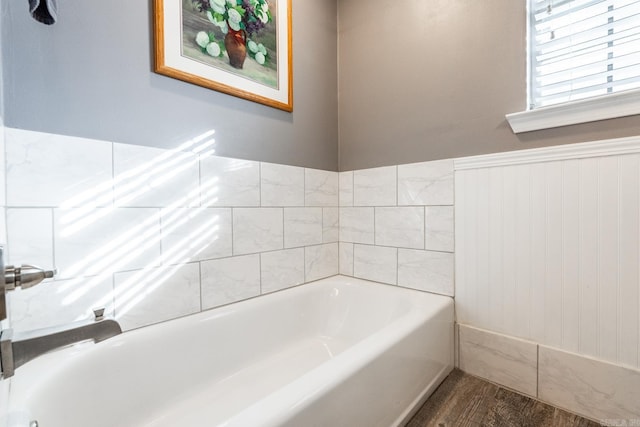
<box><xmin>201</xmin><ymin>254</ymin><xmax>261</xmax><ymax>309</ymax></box>
<box><xmin>353</xmin><ymin>244</ymin><xmax>398</xmax><ymax>285</ymax></box>
<box><xmin>458</xmin><ymin>324</ymin><xmax>538</xmax><ymax>397</ymax></box>
<box><xmin>260</xmin><ymin>248</ymin><xmax>305</xmax><ymax>294</ymax></box>
<box><xmin>114</xmin><ymin>263</ymin><xmax>201</xmax><ymax>331</ymax></box>
<box><xmin>538</xmin><ymin>345</ymin><xmax>640</xmax><ymax>422</ymax></box>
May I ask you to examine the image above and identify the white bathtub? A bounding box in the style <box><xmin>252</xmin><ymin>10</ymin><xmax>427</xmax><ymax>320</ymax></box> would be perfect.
<box><xmin>1</xmin><ymin>275</ymin><xmax>454</xmax><ymax>427</ymax></box>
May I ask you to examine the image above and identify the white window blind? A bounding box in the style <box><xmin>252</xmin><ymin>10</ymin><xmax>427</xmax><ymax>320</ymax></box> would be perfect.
<box><xmin>529</xmin><ymin>0</ymin><xmax>640</xmax><ymax>108</ymax></box>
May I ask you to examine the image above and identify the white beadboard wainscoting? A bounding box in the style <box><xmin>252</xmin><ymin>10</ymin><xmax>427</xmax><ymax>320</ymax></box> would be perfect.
<box><xmin>454</xmin><ymin>136</ymin><xmax>640</xmax><ymax>422</ymax></box>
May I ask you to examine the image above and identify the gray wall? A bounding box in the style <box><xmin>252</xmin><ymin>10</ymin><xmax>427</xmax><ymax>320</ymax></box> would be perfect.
<box><xmin>2</xmin><ymin>0</ymin><xmax>339</xmax><ymax>171</ymax></box>
<box><xmin>338</xmin><ymin>0</ymin><xmax>640</xmax><ymax>171</ymax></box>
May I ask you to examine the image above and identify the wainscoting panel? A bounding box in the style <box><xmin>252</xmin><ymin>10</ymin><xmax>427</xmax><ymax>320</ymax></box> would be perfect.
<box><xmin>455</xmin><ymin>138</ymin><xmax>640</xmax><ymax>370</ymax></box>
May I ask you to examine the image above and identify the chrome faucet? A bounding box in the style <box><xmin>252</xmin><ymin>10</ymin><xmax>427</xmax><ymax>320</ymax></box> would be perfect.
<box><xmin>0</xmin><ymin>247</ymin><xmax>122</xmax><ymax>378</ymax></box>
<box><xmin>1</xmin><ymin>309</ymin><xmax>122</xmax><ymax>378</ymax></box>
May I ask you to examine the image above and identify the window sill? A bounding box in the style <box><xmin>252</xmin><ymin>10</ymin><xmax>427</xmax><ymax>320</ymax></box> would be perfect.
<box><xmin>505</xmin><ymin>89</ymin><xmax>640</xmax><ymax>134</ymax></box>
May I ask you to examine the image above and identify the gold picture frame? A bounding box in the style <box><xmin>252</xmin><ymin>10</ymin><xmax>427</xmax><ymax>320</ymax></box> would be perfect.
<box><xmin>154</xmin><ymin>0</ymin><xmax>293</xmax><ymax>112</ymax></box>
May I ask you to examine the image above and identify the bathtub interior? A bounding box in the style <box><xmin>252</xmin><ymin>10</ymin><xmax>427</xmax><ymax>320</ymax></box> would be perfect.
<box><xmin>4</xmin><ymin>277</ymin><xmax>453</xmax><ymax>427</ymax></box>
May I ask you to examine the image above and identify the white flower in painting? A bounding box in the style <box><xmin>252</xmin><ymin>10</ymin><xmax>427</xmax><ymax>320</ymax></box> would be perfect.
<box><xmin>206</xmin><ymin>10</ymin><xmax>217</xmax><ymax>24</ymax></box>
<box><xmin>256</xmin><ymin>5</ymin><xmax>269</xmax><ymax>24</ymax></box>
<box><xmin>258</xmin><ymin>43</ymin><xmax>267</xmax><ymax>55</ymax></box>
<box><xmin>228</xmin><ymin>19</ymin><xmax>241</xmax><ymax>31</ymax></box>
<box><xmin>255</xmin><ymin>52</ymin><xmax>266</xmax><ymax>65</ymax></box>
<box><xmin>211</xmin><ymin>0</ymin><xmax>225</xmax><ymax>7</ymax></box>
<box><xmin>195</xmin><ymin>31</ymin><xmax>210</xmax><ymax>48</ymax></box>
<box><xmin>211</xmin><ymin>2</ymin><xmax>226</xmax><ymax>15</ymax></box>
<box><xmin>228</xmin><ymin>8</ymin><xmax>242</xmax><ymax>24</ymax></box>
<box><xmin>247</xmin><ymin>40</ymin><xmax>258</xmax><ymax>53</ymax></box>
<box><xmin>226</xmin><ymin>0</ymin><xmax>236</xmax><ymax>6</ymax></box>
<box><xmin>214</xmin><ymin>19</ymin><xmax>229</xmax><ymax>34</ymax></box>
<box><xmin>206</xmin><ymin>42</ymin><xmax>221</xmax><ymax>57</ymax></box>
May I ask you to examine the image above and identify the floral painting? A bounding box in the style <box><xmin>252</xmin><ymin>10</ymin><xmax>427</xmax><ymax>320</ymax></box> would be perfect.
<box><xmin>154</xmin><ymin>0</ymin><xmax>292</xmax><ymax>111</ymax></box>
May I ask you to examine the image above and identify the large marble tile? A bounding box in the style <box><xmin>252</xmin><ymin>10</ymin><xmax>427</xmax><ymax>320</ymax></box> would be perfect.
<box><xmin>397</xmin><ymin>249</ymin><xmax>454</xmax><ymax>296</ymax></box>
<box><xmin>113</xmin><ymin>143</ymin><xmax>200</xmax><ymax>208</ymax></box>
<box><xmin>201</xmin><ymin>254</ymin><xmax>261</xmax><ymax>309</ymax></box>
<box><xmin>6</xmin><ymin>128</ymin><xmax>113</xmax><ymax>207</ymax></box>
<box><xmin>538</xmin><ymin>345</ymin><xmax>640</xmax><ymax>421</ymax></box>
<box><xmin>0</xmin><ymin>128</ymin><xmax>5</xmax><ymax>206</ymax></box>
<box><xmin>322</xmin><ymin>207</ymin><xmax>340</xmax><ymax>243</ymax></box>
<box><xmin>7</xmin><ymin>274</ymin><xmax>114</xmax><ymax>332</ymax></box>
<box><xmin>305</xmin><ymin>243</ymin><xmax>339</xmax><ymax>282</ymax></box>
<box><xmin>114</xmin><ymin>263</ymin><xmax>201</xmax><ymax>331</ymax></box>
<box><xmin>339</xmin><ymin>171</ymin><xmax>354</xmax><ymax>207</ymax></box>
<box><xmin>160</xmin><ymin>207</ymin><xmax>232</xmax><ymax>264</ymax></box>
<box><xmin>284</xmin><ymin>207</ymin><xmax>323</xmax><ymax>248</ymax></box>
<box><xmin>54</xmin><ymin>208</ymin><xmax>162</xmax><ymax>279</ymax></box>
<box><xmin>199</xmin><ymin>156</ymin><xmax>260</xmax><ymax>207</ymax></box>
<box><xmin>375</xmin><ymin>207</ymin><xmax>425</xmax><ymax>249</ymax></box>
<box><xmin>339</xmin><ymin>242</ymin><xmax>354</xmax><ymax>276</ymax></box>
<box><xmin>261</xmin><ymin>162</ymin><xmax>305</xmax><ymax>207</ymax></box>
<box><xmin>0</xmin><ymin>208</ymin><xmax>6</xmax><ymax>247</ymax></box>
<box><xmin>353</xmin><ymin>244</ymin><xmax>398</xmax><ymax>285</ymax></box>
<box><xmin>6</xmin><ymin>208</ymin><xmax>54</xmax><ymax>268</ymax></box>
<box><xmin>305</xmin><ymin>168</ymin><xmax>338</xmax><ymax>207</ymax></box>
<box><xmin>260</xmin><ymin>248</ymin><xmax>305</xmax><ymax>294</ymax></box>
<box><xmin>425</xmin><ymin>206</ymin><xmax>454</xmax><ymax>252</ymax></box>
<box><xmin>233</xmin><ymin>208</ymin><xmax>283</xmax><ymax>255</ymax></box>
<box><xmin>398</xmin><ymin>159</ymin><xmax>454</xmax><ymax>206</ymax></box>
<box><xmin>458</xmin><ymin>325</ymin><xmax>538</xmax><ymax>397</ymax></box>
<box><xmin>339</xmin><ymin>207</ymin><xmax>374</xmax><ymax>244</ymax></box>
<box><xmin>353</xmin><ymin>166</ymin><xmax>397</xmax><ymax>206</ymax></box>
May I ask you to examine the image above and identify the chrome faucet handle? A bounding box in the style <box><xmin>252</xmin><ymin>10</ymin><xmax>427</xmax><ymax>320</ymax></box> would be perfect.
<box><xmin>5</xmin><ymin>265</ymin><xmax>57</xmax><ymax>290</ymax></box>
<box><xmin>93</xmin><ymin>308</ymin><xmax>106</xmax><ymax>321</ymax></box>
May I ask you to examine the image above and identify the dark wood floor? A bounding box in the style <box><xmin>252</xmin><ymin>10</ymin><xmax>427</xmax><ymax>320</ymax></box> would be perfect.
<box><xmin>406</xmin><ymin>369</ymin><xmax>602</xmax><ymax>427</ymax></box>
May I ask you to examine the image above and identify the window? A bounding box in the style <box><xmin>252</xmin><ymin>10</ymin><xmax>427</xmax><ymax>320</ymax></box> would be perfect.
<box><xmin>529</xmin><ymin>0</ymin><xmax>640</xmax><ymax>108</ymax></box>
<box><xmin>506</xmin><ymin>0</ymin><xmax>640</xmax><ymax>133</ymax></box>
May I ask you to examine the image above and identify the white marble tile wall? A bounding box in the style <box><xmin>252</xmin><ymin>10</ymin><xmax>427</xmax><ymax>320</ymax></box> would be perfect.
<box><xmin>339</xmin><ymin>160</ymin><xmax>455</xmax><ymax>295</ymax></box>
<box><xmin>4</xmin><ymin>128</ymin><xmax>339</xmax><ymax>332</ymax></box>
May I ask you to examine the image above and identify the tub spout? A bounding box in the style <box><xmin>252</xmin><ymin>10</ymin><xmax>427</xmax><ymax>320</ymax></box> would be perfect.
<box><xmin>0</xmin><ymin>311</ymin><xmax>122</xmax><ymax>378</ymax></box>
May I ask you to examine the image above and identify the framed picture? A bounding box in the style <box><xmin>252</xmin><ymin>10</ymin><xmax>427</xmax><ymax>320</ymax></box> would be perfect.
<box><xmin>154</xmin><ymin>0</ymin><xmax>293</xmax><ymax>112</ymax></box>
